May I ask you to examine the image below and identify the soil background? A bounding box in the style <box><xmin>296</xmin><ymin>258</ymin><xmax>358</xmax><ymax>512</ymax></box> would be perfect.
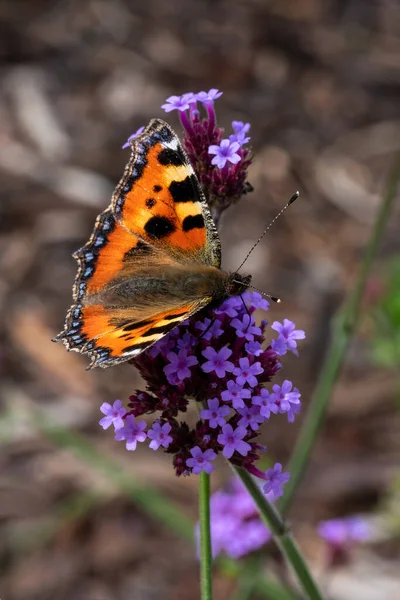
<box><xmin>1</xmin><ymin>1</ymin><xmax>400</xmax><ymax>599</ymax></box>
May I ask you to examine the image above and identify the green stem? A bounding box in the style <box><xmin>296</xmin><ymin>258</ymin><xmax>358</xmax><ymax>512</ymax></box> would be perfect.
<box><xmin>199</xmin><ymin>471</ymin><xmax>213</xmax><ymax>600</ymax></box>
<box><xmin>234</xmin><ymin>466</ymin><xmax>324</xmax><ymax>600</ymax></box>
<box><xmin>280</xmin><ymin>158</ymin><xmax>400</xmax><ymax>515</ymax></box>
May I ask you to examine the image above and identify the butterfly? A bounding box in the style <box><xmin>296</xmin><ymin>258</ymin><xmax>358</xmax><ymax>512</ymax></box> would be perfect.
<box><xmin>54</xmin><ymin>119</ymin><xmax>251</xmax><ymax>368</ymax></box>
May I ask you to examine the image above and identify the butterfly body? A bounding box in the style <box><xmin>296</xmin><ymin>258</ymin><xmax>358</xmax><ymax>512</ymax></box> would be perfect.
<box><xmin>54</xmin><ymin>119</ymin><xmax>251</xmax><ymax>368</ymax></box>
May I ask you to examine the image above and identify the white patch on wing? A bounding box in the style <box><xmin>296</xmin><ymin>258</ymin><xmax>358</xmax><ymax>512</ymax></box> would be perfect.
<box><xmin>164</xmin><ymin>138</ymin><xmax>179</xmax><ymax>151</ymax></box>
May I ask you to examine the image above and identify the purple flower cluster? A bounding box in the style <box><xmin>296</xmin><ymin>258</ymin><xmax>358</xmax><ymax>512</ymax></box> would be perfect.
<box><xmin>198</xmin><ymin>475</ymin><xmax>291</xmax><ymax>559</ymax></box>
<box><xmin>162</xmin><ymin>89</ymin><xmax>252</xmax><ymax>224</ymax></box>
<box><xmin>110</xmin><ymin>89</ymin><xmax>305</xmax><ymax>494</ymax></box>
<box><xmin>100</xmin><ymin>291</ymin><xmax>305</xmax><ymax>490</ymax></box>
<box><xmin>318</xmin><ymin>516</ymin><xmax>370</xmax><ymax>567</ymax></box>
<box><xmin>196</xmin><ymin>482</ymin><xmax>369</xmax><ymax>561</ymax></box>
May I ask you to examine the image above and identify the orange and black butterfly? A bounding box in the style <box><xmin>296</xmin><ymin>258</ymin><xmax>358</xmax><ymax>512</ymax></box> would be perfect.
<box><xmin>54</xmin><ymin>119</ymin><xmax>251</xmax><ymax>368</ymax></box>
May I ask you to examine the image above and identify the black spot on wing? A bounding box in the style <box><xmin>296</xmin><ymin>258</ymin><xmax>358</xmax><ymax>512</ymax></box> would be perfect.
<box><xmin>153</xmin><ymin>184</ymin><xmax>162</xmax><ymax>192</ymax></box>
<box><xmin>182</xmin><ymin>214</ymin><xmax>205</xmax><ymax>232</ymax></box>
<box><xmin>123</xmin><ymin>240</ymin><xmax>153</xmax><ymax>261</ymax></box>
<box><xmin>142</xmin><ymin>323</ymin><xmax>173</xmax><ymax>337</ymax></box>
<box><xmin>144</xmin><ymin>216</ymin><xmax>176</xmax><ymax>239</ymax></box>
<box><xmin>122</xmin><ymin>319</ymin><xmax>153</xmax><ymax>332</ymax></box>
<box><xmin>169</xmin><ymin>175</ymin><xmax>198</xmax><ymax>203</ymax></box>
<box><xmin>146</xmin><ymin>197</ymin><xmax>157</xmax><ymax>208</ymax></box>
<box><xmin>157</xmin><ymin>146</ymin><xmax>186</xmax><ymax>166</ymax></box>
<box><xmin>162</xmin><ymin>312</ymin><xmax>186</xmax><ymax>321</ymax></box>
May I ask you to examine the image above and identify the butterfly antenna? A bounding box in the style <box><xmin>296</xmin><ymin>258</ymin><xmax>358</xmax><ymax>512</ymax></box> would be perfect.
<box><xmin>236</xmin><ymin>191</ymin><xmax>299</xmax><ymax>273</ymax></box>
<box><xmin>249</xmin><ymin>284</ymin><xmax>281</xmax><ymax>304</ymax></box>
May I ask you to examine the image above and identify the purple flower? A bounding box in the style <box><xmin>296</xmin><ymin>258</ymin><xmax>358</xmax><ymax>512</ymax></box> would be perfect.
<box><xmin>99</xmin><ymin>399</ymin><xmax>126</xmax><ymax>430</ymax></box>
<box><xmin>122</xmin><ymin>126</ymin><xmax>145</xmax><ymax>149</ymax></box>
<box><xmin>114</xmin><ymin>415</ymin><xmax>147</xmax><ymax>451</ymax></box>
<box><xmin>161</xmin><ymin>93</ymin><xmax>196</xmax><ymax>113</ymax></box>
<box><xmin>233</xmin><ymin>357</ymin><xmax>264</xmax><ymax>387</ymax></box>
<box><xmin>245</xmin><ymin>341</ymin><xmax>263</xmax><ymax>357</ymax></box>
<box><xmin>231</xmin><ymin>314</ymin><xmax>261</xmax><ymax>342</ymax></box>
<box><xmin>186</xmin><ymin>446</ymin><xmax>217</xmax><ymax>474</ymax></box>
<box><xmin>237</xmin><ymin>404</ymin><xmax>265</xmax><ymax>431</ymax></box>
<box><xmin>202</xmin><ymin>346</ymin><xmax>234</xmax><ymax>378</ymax></box>
<box><xmin>221</xmin><ymin>380</ymin><xmax>251</xmax><ymax>409</ymax></box>
<box><xmin>271</xmin><ymin>319</ymin><xmax>305</xmax><ymax>356</ymax></box>
<box><xmin>164</xmin><ymin>349</ymin><xmax>198</xmax><ymax>384</ymax></box>
<box><xmin>214</xmin><ymin>297</ymin><xmax>242</xmax><ymax>318</ymax></box>
<box><xmin>243</xmin><ymin>291</ymin><xmax>269</xmax><ymax>311</ymax></box>
<box><xmin>252</xmin><ymin>388</ymin><xmax>279</xmax><ymax>419</ymax></box>
<box><xmin>218</xmin><ymin>424</ymin><xmax>251</xmax><ymax>458</ymax></box>
<box><xmin>176</xmin><ymin>332</ymin><xmax>196</xmax><ymax>351</ymax></box>
<box><xmin>286</xmin><ymin>400</ymin><xmax>301</xmax><ymax>423</ymax></box>
<box><xmin>148</xmin><ymin>422</ymin><xmax>173</xmax><ymax>450</ymax></box>
<box><xmin>229</xmin><ymin>121</ymin><xmax>251</xmax><ymax>145</ymax></box>
<box><xmin>208</xmin><ymin>139</ymin><xmax>241</xmax><ymax>169</ymax></box>
<box><xmin>262</xmin><ymin>463</ymin><xmax>290</xmax><ymax>499</ymax></box>
<box><xmin>195</xmin><ymin>318</ymin><xmax>224</xmax><ymax>340</ymax></box>
<box><xmin>318</xmin><ymin>517</ymin><xmax>370</xmax><ymax>547</ymax></box>
<box><xmin>228</xmin><ymin>520</ymin><xmax>271</xmax><ymax>558</ymax></box>
<box><xmin>200</xmin><ymin>398</ymin><xmax>230</xmax><ymax>428</ymax></box>
<box><xmin>200</xmin><ymin>479</ymin><xmax>271</xmax><ymax>559</ymax></box>
<box><xmin>269</xmin><ymin>380</ymin><xmax>301</xmax><ymax>414</ymax></box>
<box><xmin>147</xmin><ymin>335</ymin><xmax>175</xmax><ymax>358</ymax></box>
<box><xmin>195</xmin><ymin>89</ymin><xmax>223</xmax><ymax>103</ymax></box>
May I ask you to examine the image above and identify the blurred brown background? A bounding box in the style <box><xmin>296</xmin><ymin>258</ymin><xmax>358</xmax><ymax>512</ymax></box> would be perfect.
<box><xmin>1</xmin><ymin>1</ymin><xmax>400</xmax><ymax>599</ymax></box>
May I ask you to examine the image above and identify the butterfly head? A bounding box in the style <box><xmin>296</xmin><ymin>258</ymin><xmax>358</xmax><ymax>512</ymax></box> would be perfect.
<box><xmin>227</xmin><ymin>272</ymin><xmax>252</xmax><ymax>297</ymax></box>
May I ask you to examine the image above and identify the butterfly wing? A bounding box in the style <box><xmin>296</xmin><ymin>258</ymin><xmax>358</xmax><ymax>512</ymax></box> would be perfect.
<box><xmin>112</xmin><ymin>119</ymin><xmax>221</xmax><ymax>268</ymax></box>
<box><xmin>54</xmin><ymin>208</ymin><xmax>213</xmax><ymax>368</ymax></box>
<box><xmin>54</xmin><ymin>118</ymin><xmax>225</xmax><ymax>368</ymax></box>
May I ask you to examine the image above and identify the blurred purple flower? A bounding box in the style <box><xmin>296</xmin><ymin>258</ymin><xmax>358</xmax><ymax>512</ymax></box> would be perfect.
<box><xmin>196</xmin><ymin>478</ymin><xmax>272</xmax><ymax>559</ymax></box>
<box><xmin>318</xmin><ymin>517</ymin><xmax>370</xmax><ymax>547</ymax></box>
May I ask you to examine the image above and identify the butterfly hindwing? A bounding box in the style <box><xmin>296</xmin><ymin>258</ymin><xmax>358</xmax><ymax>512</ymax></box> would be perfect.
<box><xmin>78</xmin><ymin>299</ymin><xmax>209</xmax><ymax>368</ymax></box>
<box><xmin>112</xmin><ymin>119</ymin><xmax>221</xmax><ymax>267</ymax></box>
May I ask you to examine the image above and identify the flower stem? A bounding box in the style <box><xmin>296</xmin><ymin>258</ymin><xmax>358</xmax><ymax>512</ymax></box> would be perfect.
<box><xmin>199</xmin><ymin>471</ymin><xmax>213</xmax><ymax>600</ymax></box>
<box><xmin>280</xmin><ymin>158</ymin><xmax>400</xmax><ymax>515</ymax></box>
<box><xmin>233</xmin><ymin>466</ymin><xmax>325</xmax><ymax>600</ymax></box>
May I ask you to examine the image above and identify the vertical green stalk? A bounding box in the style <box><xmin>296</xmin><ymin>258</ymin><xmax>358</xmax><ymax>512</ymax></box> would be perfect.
<box><xmin>280</xmin><ymin>159</ymin><xmax>400</xmax><ymax>514</ymax></box>
<box><xmin>199</xmin><ymin>471</ymin><xmax>213</xmax><ymax>600</ymax></box>
<box><xmin>234</xmin><ymin>467</ymin><xmax>325</xmax><ymax>600</ymax></box>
